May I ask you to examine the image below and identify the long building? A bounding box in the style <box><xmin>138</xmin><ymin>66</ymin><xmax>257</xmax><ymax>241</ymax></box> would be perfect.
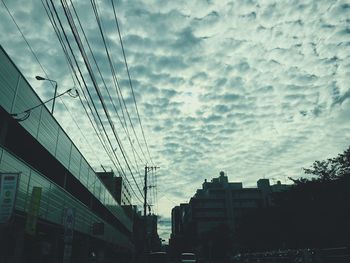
<box><xmin>169</xmin><ymin>171</ymin><xmax>289</xmax><ymax>258</ymax></box>
<box><xmin>0</xmin><ymin>46</ymin><xmax>135</xmax><ymax>262</ymax></box>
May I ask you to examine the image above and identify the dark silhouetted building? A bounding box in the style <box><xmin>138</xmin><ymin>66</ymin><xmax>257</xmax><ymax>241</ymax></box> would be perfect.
<box><xmin>170</xmin><ymin>171</ymin><xmax>290</xmax><ymax>258</ymax></box>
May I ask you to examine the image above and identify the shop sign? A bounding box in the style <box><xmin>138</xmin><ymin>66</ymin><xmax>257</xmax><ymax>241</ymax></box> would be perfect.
<box><xmin>62</xmin><ymin>208</ymin><xmax>75</xmax><ymax>263</ymax></box>
<box><xmin>0</xmin><ymin>172</ymin><xmax>20</xmax><ymax>223</ymax></box>
<box><xmin>63</xmin><ymin>207</ymin><xmax>75</xmax><ymax>243</ymax></box>
<box><xmin>62</xmin><ymin>243</ymin><xmax>73</xmax><ymax>263</ymax></box>
<box><xmin>25</xmin><ymin>186</ymin><xmax>42</xmax><ymax>235</ymax></box>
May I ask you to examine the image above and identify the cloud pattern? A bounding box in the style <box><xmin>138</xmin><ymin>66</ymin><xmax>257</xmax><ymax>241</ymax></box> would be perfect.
<box><xmin>1</xmin><ymin>0</ymin><xmax>350</xmax><ymax>240</ymax></box>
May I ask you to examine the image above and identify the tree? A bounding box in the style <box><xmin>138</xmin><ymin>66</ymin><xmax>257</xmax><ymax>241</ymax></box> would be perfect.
<box><xmin>303</xmin><ymin>146</ymin><xmax>350</xmax><ymax>181</ymax></box>
<box><xmin>236</xmin><ymin>146</ymin><xmax>350</xmax><ymax>250</ymax></box>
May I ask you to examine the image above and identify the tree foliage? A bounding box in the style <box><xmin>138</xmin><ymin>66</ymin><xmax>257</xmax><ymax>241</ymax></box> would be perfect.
<box><xmin>236</xmin><ymin>146</ymin><xmax>350</xmax><ymax>251</ymax></box>
<box><xmin>303</xmin><ymin>146</ymin><xmax>350</xmax><ymax>181</ymax></box>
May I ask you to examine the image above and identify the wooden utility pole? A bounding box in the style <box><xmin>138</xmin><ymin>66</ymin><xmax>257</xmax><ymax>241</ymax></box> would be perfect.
<box><xmin>143</xmin><ymin>166</ymin><xmax>159</xmax><ymax>216</ymax></box>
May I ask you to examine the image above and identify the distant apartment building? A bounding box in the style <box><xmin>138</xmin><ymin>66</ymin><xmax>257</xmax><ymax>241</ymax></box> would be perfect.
<box><xmin>170</xmin><ymin>171</ymin><xmax>289</xmax><ymax>251</ymax></box>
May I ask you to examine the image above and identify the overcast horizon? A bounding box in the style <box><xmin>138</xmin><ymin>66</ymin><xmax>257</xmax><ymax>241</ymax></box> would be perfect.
<box><xmin>1</xmin><ymin>0</ymin><xmax>350</xmax><ymax>240</ymax></box>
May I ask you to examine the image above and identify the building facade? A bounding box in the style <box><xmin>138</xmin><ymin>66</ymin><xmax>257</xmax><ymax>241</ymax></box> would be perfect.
<box><xmin>96</xmin><ymin>172</ymin><xmax>132</xmax><ymax>206</ymax></box>
<box><xmin>0</xmin><ymin>45</ymin><xmax>134</xmax><ymax>263</ymax></box>
<box><xmin>170</xmin><ymin>171</ymin><xmax>290</xmax><ymax>257</ymax></box>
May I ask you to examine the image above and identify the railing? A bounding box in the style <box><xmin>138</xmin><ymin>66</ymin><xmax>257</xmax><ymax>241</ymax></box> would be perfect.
<box><xmin>233</xmin><ymin>247</ymin><xmax>350</xmax><ymax>263</ymax></box>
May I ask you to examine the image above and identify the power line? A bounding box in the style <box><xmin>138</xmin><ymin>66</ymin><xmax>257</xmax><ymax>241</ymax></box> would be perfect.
<box><xmin>1</xmin><ymin>0</ymin><xmax>54</xmax><ymax>91</ymax></box>
<box><xmin>46</xmin><ymin>0</ymin><xmax>144</xmax><ymax>204</ymax></box>
<box><xmin>92</xmin><ymin>0</ymin><xmax>150</xmax><ymax>169</ymax></box>
<box><xmin>72</xmin><ymin>0</ymin><xmax>146</xmax><ymax>172</ymax></box>
<box><xmin>111</xmin><ymin>0</ymin><xmax>155</xmax><ymax>166</ymax></box>
<box><xmin>2</xmin><ymin>0</ymin><xmax>102</xmax><ymax>169</ymax></box>
<box><xmin>40</xmin><ymin>0</ymin><xmax>106</xmax><ymax>168</ymax></box>
<box><xmin>3</xmin><ymin>0</ymin><xmax>145</xmax><ymax>206</ymax></box>
<box><xmin>90</xmin><ymin>0</ymin><xmax>146</xmax><ymax>196</ymax></box>
<box><xmin>60</xmin><ymin>0</ymin><xmax>146</xmax><ymax>202</ymax></box>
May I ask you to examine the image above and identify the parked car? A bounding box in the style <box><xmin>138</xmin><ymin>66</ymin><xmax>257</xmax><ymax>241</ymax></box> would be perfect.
<box><xmin>181</xmin><ymin>252</ymin><xmax>197</xmax><ymax>263</ymax></box>
<box><xmin>147</xmin><ymin>252</ymin><xmax>169</xmax><ymax>263</ymax></box>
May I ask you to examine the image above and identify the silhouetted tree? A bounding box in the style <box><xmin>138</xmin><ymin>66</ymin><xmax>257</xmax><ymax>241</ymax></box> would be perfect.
<box><xmin>300</xmin><ymin>145</ymin><xmax>350</xmax><ymax>181</ymax></box>
<box><xmin>236</xmin><ymin>146</ymin><xmax>350</xmax><ymax>251</ymax></box>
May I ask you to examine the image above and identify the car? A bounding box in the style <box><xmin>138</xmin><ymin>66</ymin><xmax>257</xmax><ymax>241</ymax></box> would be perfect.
<box><xmin>181</xmin><ymin>252</ymin><xmax>197</xmax><ymax>263</ymax></box>
<box><xmin>147</xmin><ymin>252</ymin><xmax>169</xmax><ymax>263</ymax></box>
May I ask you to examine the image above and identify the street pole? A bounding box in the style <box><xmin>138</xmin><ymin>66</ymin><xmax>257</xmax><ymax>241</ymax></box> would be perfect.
<box><xmin>143</xmin><ymin>165</ymin><xmax>159</xmax><ymax>254</ymax></box>
<box><xmin>144</xmin><ymin>166</ymin><xmax>148</xmax><ymax>217</ymax></box>
<box><xmin>144</xmin><ymin>166</ymin><xmax>159</xmax><ymax>216</ymax></box>
<box><xmin>35</xmin><ymin>76</ymin><xmax>58</xmax><ymax>114</ymax></box>
<box><xmin>51</xmin><ymin>81</ymin><xmax>58</xmax><ymax>114</ymax></box>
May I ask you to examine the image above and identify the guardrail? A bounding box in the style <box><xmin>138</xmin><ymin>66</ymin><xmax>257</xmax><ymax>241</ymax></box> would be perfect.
<box><xmin>233</xmin><ymin>247</ymin><xmax>350</xmax><ymax>263</ymax></box>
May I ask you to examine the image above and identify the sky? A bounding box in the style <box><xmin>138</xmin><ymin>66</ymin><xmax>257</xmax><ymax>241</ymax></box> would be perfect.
<box><xmin>1</xmin><ymin>0</ymin><xmax>350</xmax><ymax>240</ymax></box>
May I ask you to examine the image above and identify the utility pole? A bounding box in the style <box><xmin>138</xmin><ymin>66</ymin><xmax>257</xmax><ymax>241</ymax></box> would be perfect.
<box><xmin>144</xmin><ymin>165</ymin><xmax>159</xmax><ymax>216</ymax></box>
<box><xmin>143</xmin><ymin>165</ymin><xmax>159</xmax><ymax>255</ymax></box>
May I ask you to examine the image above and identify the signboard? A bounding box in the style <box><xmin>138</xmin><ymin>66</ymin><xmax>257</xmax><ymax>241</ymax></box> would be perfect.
<box><xmin>63</xmin><ymin>208</ymin><xmax>75</xmax><ymax>263</ymax></box>
<box><xmin>25</xmin><ymin>186</ymin><xmax>42</xmax><ymax>235</ymax></box>
<box><xmin>0</xmin><ymin>172</ymin><xmax>20</xmax><ymax>223</ymax></box>
<box><xmin>62</xmin><ymin>243</ymin><xmax>73</xmax><ymax>263</ymax></box>
<box><xmin>63</xmin><ymin>208</ymin><xmax>75</xmax><ymax>243</ymax></box>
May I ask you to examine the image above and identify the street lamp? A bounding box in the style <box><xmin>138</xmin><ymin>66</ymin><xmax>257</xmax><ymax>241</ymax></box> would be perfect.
<box><xmin>35</xmin><ymin>75</ymin><xmax>58</xmax><ymax>114</ymax></box>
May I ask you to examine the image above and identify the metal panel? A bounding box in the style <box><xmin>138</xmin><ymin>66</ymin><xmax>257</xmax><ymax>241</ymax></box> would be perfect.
<box><xmin>13</xmin><ymin>76</ymin><xmax>42</xmax><ymax>137</ymax></box>
<box><xmin>37</xmin><ymin>109</ymin><xmax>59</xmax><ymax>156</ymax></box>
<box><xmin>46</xmin><ymin>183</ymin><xmax>63</xmax><ymax>224</ymax></box>
<box><xmin>0</xmin><ymin>49</ymin><xmax>19</xmax><ymax>112</ymax></box>
<box><xmin>55</xmin><ymin>129</ymin><xmax>71</xmax><ymax>168</ymax></box>
<box><xmin>0</xmin><ymin>48</ymin><xmax>133</xmax><ymax>234</ymax></box>
<box><xmin>79</xmin><ymin>159</ymin><xmax>89</xmax><ymax>187</ymax></box>
<box><xmin>29</xmin><ymin>170</ymin><xmax>50</xmax><ymax>218</ymax></box>
<box><xmin>86</xmin><ymin>168</ymin><xmax>94</xmax><ymax>194</ymax></box>
<box><xmin>93</xmin><ymin>179</ymin><xmax>102</xmax><ymax>201</ymax></box>
<box><xmin>68</xmin><ymin>145</ymin><xmax>81</xmax><ymax>179</ymax></box>
<box><xmin>0</xmin><ymin>146</ymin><xmax>133</xmax><ymax>249</ymax></box>
<box><xmin>0</xmin><ymin>150</ymin><xmax>31</xmax><ymax>212</ymax></box>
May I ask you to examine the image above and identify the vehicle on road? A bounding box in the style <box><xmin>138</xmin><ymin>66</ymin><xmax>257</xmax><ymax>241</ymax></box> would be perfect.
<box><xmin>147</xmin><ymin>252</ymin><xmax>169</xmax><ymax>263</ymax></box>
<box><xmin>181</xmin><ymin>252</ymin><xmax>196</xmax><ymax>263</ymax></box>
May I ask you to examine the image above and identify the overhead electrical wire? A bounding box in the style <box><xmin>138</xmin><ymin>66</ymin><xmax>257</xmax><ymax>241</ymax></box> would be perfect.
<box><xmin>89</xmin><ymin>0</ymin><xmax>147</xmax><ymax>193</ymax></box>
<box><xmin>3</xmin><ymin>0</ymin><xmax>121</xmax><ymax>198</ymax></box>
<box><xmin>43</xmin><ymin>0</ymin><xmax>113</xmax><ymax>163</ymax></box>
<box><xmin>40</xmin><ymin>1</ymin><xmax>105</xmax><ymax>167</ymax></box>
<box><xmin>3</xmin><ymin>0</ymin><xmax>145</xmax><ymax>205</ymax></box>
<box><xmin>9</xmin><ymin>0</ymin><xmax>154</xmax><ymax>206</ymax></box>
<box><xmin>44</xmin><ymin>0</ymin><xmax>114</xmax><ymax>163</ymax></box>
<box><xmin>111</xmin><ymin>0</ymin><xmax>155</xmax><ymax>166</ymax></box>
<box><xmin>90</xmin><ymin>0</ymin><xmax>145</xmax><ymax>191</ymax></box>
<box><xmin>59</xmin><ymin>0</ymin><xmax>146</xmax><ymax>202</ymax></box>
<box><xmin>46</xmin><ymin>0</ymin><xmax>144</xmax><ymax>204</ymax></box>
<box><xmin>70</xmin><ymin>0</ymin><xmax>146</xmax><ymax>174</ymax></box>
<box><xmin>2</xmin><ymin>0</ymin><xmax>102</xmax><ymax>167</ymax></box>
<box><xmin>2</xmin><ymin>0</ymin><xmax>130</xmax><ymax>203</ymax></box>
<box><xmin>92</xmin><ymin>0</ymin><xmax>150</xmax><ymax>169</ymax></box>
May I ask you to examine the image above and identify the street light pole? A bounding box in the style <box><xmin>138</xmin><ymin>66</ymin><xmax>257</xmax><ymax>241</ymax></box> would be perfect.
<box><xmin>35</xmin><ymin>76</ymin><xmax>58</xmax><ymax>114</ymax></box>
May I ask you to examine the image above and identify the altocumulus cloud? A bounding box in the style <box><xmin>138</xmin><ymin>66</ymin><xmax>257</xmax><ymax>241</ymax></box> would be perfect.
<box><xmin>1</xmin><ymin>0</ymin><xmax>350</xmax><ymax>240</ymax></box>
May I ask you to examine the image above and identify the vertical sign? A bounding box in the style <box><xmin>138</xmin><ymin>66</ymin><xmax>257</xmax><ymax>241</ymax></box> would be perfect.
<box><xmin>63</xmin><ymin>208</ymin><xmax>75</xmax><ymax>243</ymax></box>
<box><xmin>25</xmin><ymin>186</ymin><xmax>42</xmax><ymax>235</ymax></box>
<box><xmin>62</xmin><ymin>208</ymin><xmax>75</xmax><ymax>263</ymax></box>
<box><xmin>0</xmin><ymin>172</ymin><xmax>20</xmax><ymax>223</ymax></box>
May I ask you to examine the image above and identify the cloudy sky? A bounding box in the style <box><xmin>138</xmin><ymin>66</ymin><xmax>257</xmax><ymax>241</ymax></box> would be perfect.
<box><xmin>1</xmin><ymin>0</ymin><xmax>350</xmax><ymax>240</ymax></box>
